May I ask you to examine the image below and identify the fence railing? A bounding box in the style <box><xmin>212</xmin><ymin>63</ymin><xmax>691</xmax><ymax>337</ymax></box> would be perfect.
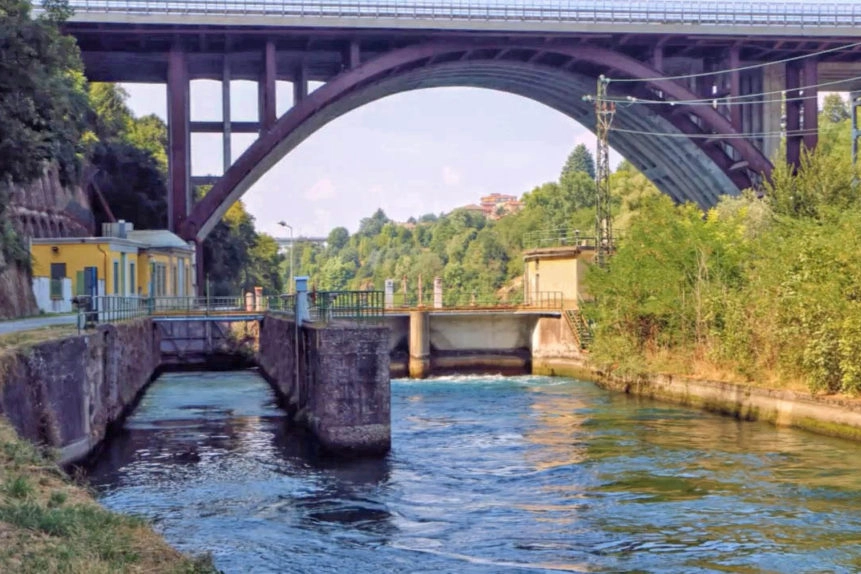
<box><xmin>523</xmin><ymin>228</ymin><xmax>598</xmax><ymax>250</ymax></box>
<box><xmin>308</xmin><ymin>290</ymin><xmax>385</xmax><ymax>323</ymax></box>
<box><xmin>60</xmin><ymin>0</ymin><xmax>861</xmax><ymax>28</ymax></box>
<box><xmin>388</xmin><ymin>290</ymin><xmax>564</xmax><ymax>310</ymax></box>
<box><xmin>74</xmin><ymin>294</ymin><xmax>277</xmax><ymax>329</ymax></box>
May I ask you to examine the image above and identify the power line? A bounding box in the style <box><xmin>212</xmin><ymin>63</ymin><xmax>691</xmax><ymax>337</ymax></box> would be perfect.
<box><xmin>610</xmin><ymin>126</ymin><xmax>820</xmax><ymax>140</ymax></box>
<box><xmin>604</xmin><ymin>74</ymin><xmax>861</xmax><ymax>107</ymax></box>
<box><xmin>608</xmin><ymin>40</ymin><xmax>861</xmax><ymax>84</ymax></box>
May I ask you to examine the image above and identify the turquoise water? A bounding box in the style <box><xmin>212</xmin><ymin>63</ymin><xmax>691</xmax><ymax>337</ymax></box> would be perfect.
<box><xmin>88</xmin><ymin>371</ymin><xmax>861</xmax><ymax>573</ymax></box>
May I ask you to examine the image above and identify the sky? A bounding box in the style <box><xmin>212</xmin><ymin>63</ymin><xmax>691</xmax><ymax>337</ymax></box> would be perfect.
<box><xmin>122</xmin><ymin>81</ymin><xmax>610</xmax><ymax>239</ymax></box>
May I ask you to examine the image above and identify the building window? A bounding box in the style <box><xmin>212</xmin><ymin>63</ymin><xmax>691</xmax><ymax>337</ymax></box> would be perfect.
<box><xmin>50</xmin><ymin>263</ymin><xmax>65</xmax><ymax>300</ymax></box>
<box><xmin>113</xmin><ymin>261</ymin><xmax>119</xmax><ymax>294</ymax></box>
<box><xmin>130</xmin><ymin>263</ymin><xmax>136</xmax><ymax>295</ymax></box>
<box><xmin>151</xmin><ymin>263</ymin><xmax>168</xmax><ymax>296</ymax></box>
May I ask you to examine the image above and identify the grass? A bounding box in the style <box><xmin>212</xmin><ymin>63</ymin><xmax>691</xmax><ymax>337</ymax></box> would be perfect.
<box><xmin>0</xmin><ymin>325</ymin><xmax>79</xmax><ymax>355</ymax></box>
<box><xmin>0</xmin><ymin>419</ymin><xmax>219</xmax><ymax>574</ymax></box>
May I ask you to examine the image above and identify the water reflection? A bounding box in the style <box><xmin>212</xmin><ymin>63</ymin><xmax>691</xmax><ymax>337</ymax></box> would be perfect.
<box><xmin>88</xmin><ymin>372</ymin><xmax>861</xmax><ymax>573</ymax></box>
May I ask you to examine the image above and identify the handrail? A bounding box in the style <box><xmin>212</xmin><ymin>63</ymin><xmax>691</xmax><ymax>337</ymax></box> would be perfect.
<box><xmin>388</xmin><ymin>290</ymin><xmax>564</xmax><ymax>310</ymax></box>
<box><xmin>58</xmin><ymin>0</ymin><xmax>861</xmax><ymax>28</ymax></box>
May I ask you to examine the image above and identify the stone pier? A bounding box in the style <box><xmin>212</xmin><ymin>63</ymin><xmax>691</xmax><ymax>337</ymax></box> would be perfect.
<box><xmin>257</xmin><ymin>315</ymin><xmax>391</xmax><ymax>455</ymax></box>
<box><xmin>408</xmin><ymin>310</ymin><xmax>430</xmax><ymax>379</ymax></box>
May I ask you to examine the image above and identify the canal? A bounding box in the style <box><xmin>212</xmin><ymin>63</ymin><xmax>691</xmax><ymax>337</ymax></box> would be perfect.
<box><xmin>87</xmin><ymin>371</ymin><xmax>861</xmax><ymax>573</ymax></box>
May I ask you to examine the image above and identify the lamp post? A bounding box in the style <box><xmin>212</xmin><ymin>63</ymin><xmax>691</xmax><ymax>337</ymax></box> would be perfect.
<box><xmin>278</xmin><ymin>221</ymin><xmax>294</xmax><ymax>293</ymax></box>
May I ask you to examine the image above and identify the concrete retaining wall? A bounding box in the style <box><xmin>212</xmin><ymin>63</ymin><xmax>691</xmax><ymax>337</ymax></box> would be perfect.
<box><xmin>258</xmin><ymin>315</ymin><xmax>391</xmax><ymax>455</ymax></box>
<box><xmin>0</xmin><ymin>319</ymin><xmax>160</xmax><ymax>464</ymax></box>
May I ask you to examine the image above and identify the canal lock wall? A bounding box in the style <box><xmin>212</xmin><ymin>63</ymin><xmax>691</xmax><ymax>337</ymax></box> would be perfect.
<box><xmin>0</xmin><ymin>320</ymin><xmax>161</xmax><ymax>464</ymax></box>
<box><xmin>257</xmin><ymin>315</ymin><xmax>391</xmax><ymax>456</ymax></box>
<box><xmin>0</xmin><ymin>314</ymin><xmax>391</xmax><ymax>464</ymax></box>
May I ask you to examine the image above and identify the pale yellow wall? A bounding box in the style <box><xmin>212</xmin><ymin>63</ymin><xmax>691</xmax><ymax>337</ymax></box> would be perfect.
<box><xmin>528</xmin><ymin>257</ymin><xmax>578</xmax><ymax>306</ymax></box>
<box><xmin>32</xmin><ymin>241</ymin><xmax>191</xmax><ymax>298</ymax></box>
<box><xmin>140</xmin><ymin>251</ymin><xmax>192</xmax><ymax>296</ymax></box>
<box><xmin>31</xmin><ymin>242</ymin><xmax>128</xmax><ymax>295</ymax></box>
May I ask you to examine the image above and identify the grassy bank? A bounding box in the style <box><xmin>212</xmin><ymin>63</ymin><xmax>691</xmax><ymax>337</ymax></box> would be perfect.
<box><xmin>0</xmin><ymin>419</ymin><xmax>218</xmax><ymax>574</ymax></box>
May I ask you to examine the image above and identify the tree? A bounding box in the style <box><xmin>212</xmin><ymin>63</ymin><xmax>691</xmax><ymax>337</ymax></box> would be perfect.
<box><xmin>822</xmin><ymin>93</ymin><xmax>850</xmax><ymax>124</ymax></box>
<box><xmin>0</xmin><ymin>0</ymin><xmax>90</xmax><ymax>185</ymax></box>
<box><xmin>560</xmin><ymin>143</ymin><xmax>596</xmax><ymax>180</ymax></box>
<box><xmin>358</xmin><ymin>208</ymin><xmax>390</xmax><ymax>237</ymax></box>
<box><xmin>327</xmin><ymin>227</ymin><xmax>350</xmax><ymax>252</ymax></box>
<box><xmin>89</xmin><ymin>83</ymin><xmax>132</xmax><ymax>141</ymax></box>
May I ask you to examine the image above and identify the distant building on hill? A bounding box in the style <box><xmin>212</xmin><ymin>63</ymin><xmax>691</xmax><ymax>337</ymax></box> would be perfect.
<box><xmin>453</xmin><ymin>194</ymin><xmax>523</xmax><ymax>220</ymax></box>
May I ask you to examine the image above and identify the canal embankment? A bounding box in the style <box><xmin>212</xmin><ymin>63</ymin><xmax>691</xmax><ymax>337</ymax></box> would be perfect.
<box><xmin>533</xmin><ymin>354</ymin><xmax>861</xmax><ymax>442</ymax></box>
<box><xmin>0</xmin><ymin>417</ymin><xmax>216</xmax><ymax>573</ymax></box>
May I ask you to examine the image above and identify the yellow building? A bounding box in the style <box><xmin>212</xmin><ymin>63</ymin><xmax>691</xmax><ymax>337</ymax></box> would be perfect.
<box><xmin>30</xmin><ymin>223</ymin><xmax>194</xmax><ymax>311</ymax></box>
<box><xmin>523</xmin><ymin>245</ymin><xmax>595</xmax><ymax>309</ymax></box>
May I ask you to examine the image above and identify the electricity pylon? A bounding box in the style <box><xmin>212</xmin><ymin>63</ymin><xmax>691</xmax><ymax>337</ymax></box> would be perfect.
<box><xmin>594</xmin><ymin>75</ymin><xmax>616</xmax><ymax>267</ymax></box>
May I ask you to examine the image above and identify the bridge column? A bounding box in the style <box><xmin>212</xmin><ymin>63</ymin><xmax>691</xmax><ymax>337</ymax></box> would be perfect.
<box><xmin>168</xmin><ymin>47</ymin><xmax>190</xmax><ymax>233</ymax></box>
<box><xmin>786</xmin><ymin>59</ymin><xmax>818</xmax><ymax>169</ymax></box>
<box><xmin>729</xmin><ymin>46</ymin><xmax>742</xmax><ymax>131</ymax></box>
<box><xmin>785</xmin><ymin>62</ymin><xmax>802</xmax><ymax>169</ymax></box>
<box><xmin>761</xmin><ymin>63</ymin><xmax>785</xmax><ymax>162</ymax></box>
<box><xmin>258</xmin><ymin>40</ymin><xmax>277</xmax><ymax>133</ymax></box>
<box><xmin>222</xmin><ymin>55</ymin><xmax>232</xmax><ymax>172</ymax></box>
<box><xmin>293</xmin><ymin>65</ymin><xmax>308</xmax><ymax>104</ymax></box>
<box><xmin>408</xmin><ymin>310</ymin><xmax>430</xmax><ymax>378</ymax></box>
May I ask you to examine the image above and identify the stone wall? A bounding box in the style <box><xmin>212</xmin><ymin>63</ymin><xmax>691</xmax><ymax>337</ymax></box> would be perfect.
<box><xmin>0</xmin><ymin>319</ymin><xmax>160</xmax><ymax>463</ymax></box>
<box><xmin>0</xmin><ymin>165</ymin><xmax>94</xmax><ymax>319</ymax></box>
<box><xmin>6</xmin><ymin>165</ymin><xmax>93</xmax><ymax>240</ymax></box>
<box><xmin>258</xmin><ymin>315</ymin><xmax>390</xmax><ymax>455</ymax></box>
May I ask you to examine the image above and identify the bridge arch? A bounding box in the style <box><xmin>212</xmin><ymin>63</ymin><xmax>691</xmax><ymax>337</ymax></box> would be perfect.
<box><xmin>183</xmin><ymin>42</ymin><xmax>772</xmax><ymax>241</ymax></box>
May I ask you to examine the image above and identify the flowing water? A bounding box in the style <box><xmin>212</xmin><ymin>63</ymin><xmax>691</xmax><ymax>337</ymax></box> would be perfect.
<box><xmin>87</xmin><ymin>371</ymin><xmax>861</xmax><ymax>573</ymax></box>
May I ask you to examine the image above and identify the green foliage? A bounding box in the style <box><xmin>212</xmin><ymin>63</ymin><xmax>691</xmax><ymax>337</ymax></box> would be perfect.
<box><xmin>203</xmin><ymin>201</ymin><xmax>284</xmax><ymax>295</ymax></box>
<box><xmin>587</xmin><ymin>133</ymin><xmax>861</xmax><ymax>395</ymax></box>
<box><xmin>3</xmin><ymin>475</ymin><xmax>34</xmax><ymax>500</ymax></box>
<box><xmin>561</xmin><ymin>143</ymin><xmax>596</xmax><ymax>180</ymax></box>
<box><xmin>0</xmin><ymin>0</ymin><xmax>89</xmax><ymax>185</ymax></box>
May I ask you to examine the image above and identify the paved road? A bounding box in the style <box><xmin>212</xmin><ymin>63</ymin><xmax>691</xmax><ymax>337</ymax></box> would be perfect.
<box><xmin>0</xmin><ymin>314</ymin><xmax>78</xmax><ymax>336</ymax></box>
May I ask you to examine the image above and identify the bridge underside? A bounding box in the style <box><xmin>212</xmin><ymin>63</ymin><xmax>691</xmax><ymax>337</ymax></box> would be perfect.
<box><xmin>67</xmin><ymin>23</ymin><xmax>861</xmax><ymax>287</ymax></box>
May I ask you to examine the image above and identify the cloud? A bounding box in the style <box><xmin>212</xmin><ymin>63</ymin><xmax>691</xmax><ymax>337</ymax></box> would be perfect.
<box><xmin>442</xmin><ymin>165</ymin><xmax>462</xmax><ymax>187</ymax></box>
<box><xmin>304</xmin><ymin>178</ymin><xmax>336</xmax><ymax>201</ymax></box>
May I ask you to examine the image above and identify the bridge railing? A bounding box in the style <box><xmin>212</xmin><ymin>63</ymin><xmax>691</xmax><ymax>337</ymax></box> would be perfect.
<box><xmin>308</xmin><ymin>290</ymin><xmax>385</xmax><ymax>324</ymax></box>
<box><xmin>74</xmin><ymin>294</ymin><xmax>277</xmax><ymax>329</ymax></box>
<box><xmin>60</xmin><ymin>0</ymin><xmax>861</xmax><ymax>27</ymax></box>
<box><xmin>523</xmin><ymin>227</ymin><xmax>597</xmax><ymax>250</ymax></box>
<box><xmin>388</xmin><ymin>290</ymin><xmax>564</xmax><ymax>310</ymax></box>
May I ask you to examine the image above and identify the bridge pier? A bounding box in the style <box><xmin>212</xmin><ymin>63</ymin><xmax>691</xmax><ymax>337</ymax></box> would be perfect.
<box><xmin>167</xmin><ymin>47</ymin><xmax>190</xmax><ymax>233</ymax></box>
<box><xmin>408</xmin><ymin>310</ymin><xmax>430</xmax><ymax>379</ymax></box>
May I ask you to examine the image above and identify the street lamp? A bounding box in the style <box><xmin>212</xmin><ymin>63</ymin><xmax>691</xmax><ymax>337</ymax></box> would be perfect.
<box><xmin>278</xmin><ymin>221</ymin><xmax>294</xmax><ymax>293</ymax></box>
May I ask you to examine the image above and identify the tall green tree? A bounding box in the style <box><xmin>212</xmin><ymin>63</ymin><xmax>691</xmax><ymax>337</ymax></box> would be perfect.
<box><xmin>560</xmin><ymin>143</ymin><xmax>596</xmax><ymax>180</ymax></box>
<box><xmin>0</xmin><ymin>0</ymin><xmax>90</xmax><ymax>185</ymax></box>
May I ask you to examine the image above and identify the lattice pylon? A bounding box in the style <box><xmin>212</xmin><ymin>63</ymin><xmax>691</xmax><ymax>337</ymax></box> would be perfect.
<box><xmin>594</xmin><ymin>75</ymin><xmax>616</xmax><ymax>267</ymax></box>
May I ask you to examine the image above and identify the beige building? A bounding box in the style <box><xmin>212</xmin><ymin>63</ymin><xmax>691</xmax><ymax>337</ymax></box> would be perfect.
<box><xmin>523</xmin><ymin>246</ymin><xmax>595</xmax><ymax>309</ymax></box>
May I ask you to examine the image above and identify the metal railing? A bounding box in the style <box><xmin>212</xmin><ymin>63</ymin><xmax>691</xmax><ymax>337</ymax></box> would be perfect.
<box><xmin>388</xmin><ymin>290</ymin><xmax>563</xmax><ymax>310</ymax></box>
<box><xmin>523</xmin><ymin>227</ymin><xmax>598</xmax><ymax>250</ymax></box>
<box><xmin>74</xmin><ymin>291</ymin><xmax>384</xmax><ymax>329</ymax></box>
<box><xmin>308</xmin><ymin>290</ymin><xmax>385</xmax><ymax>323</ymax></box>
<box><xmin>59</xmin><ymin>0</ymin><xmax>861</xmax><ymax>28</ymax></box>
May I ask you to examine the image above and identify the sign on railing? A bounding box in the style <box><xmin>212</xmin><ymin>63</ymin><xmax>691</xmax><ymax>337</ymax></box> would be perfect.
<box><xmin>59</xmin><ymin>0</ymin><xmax>861</xmax><ymax>28</ymax></box>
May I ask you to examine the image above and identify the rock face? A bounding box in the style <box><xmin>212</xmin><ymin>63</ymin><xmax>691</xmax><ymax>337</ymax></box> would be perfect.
<box><xmin>0</xmin><ymin>319</ymin><xmax>161</xmax><ymax>464</ymax></box>
<box><xmin>0</xmin><ymin>165</ymin><xmax>94</xmax><ymax>319</ymax></box>
<box><xmin>0</xmin><ymin>252</ymin><xmax>37</xmax><ymax>320</ymax></box>
<box><xmin>5</xmin><ymin>165</ymin><xmax>93</xmax><ymax>240</ymax></box>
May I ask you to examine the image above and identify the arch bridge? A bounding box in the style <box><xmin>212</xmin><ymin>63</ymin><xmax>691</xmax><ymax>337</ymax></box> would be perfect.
<box><xmin>62</xmin><ymin>0</ymin><xmax>861</xmax><ymax>289</ymax></box>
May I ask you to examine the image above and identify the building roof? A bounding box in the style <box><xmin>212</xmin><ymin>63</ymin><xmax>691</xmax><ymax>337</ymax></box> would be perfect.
<box><xmin>127</xmin><ymin>230</ymin><xmax>193</xmax><ymax>251</ymax></box>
